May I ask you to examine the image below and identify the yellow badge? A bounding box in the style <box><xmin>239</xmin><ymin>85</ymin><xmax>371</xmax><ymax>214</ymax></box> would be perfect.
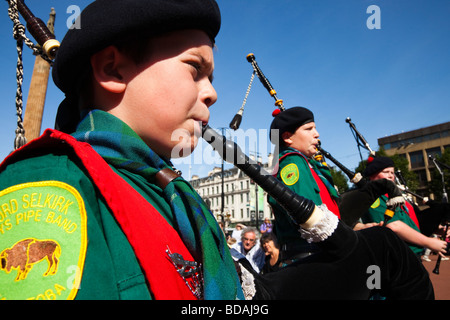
<box><xmin>371</xmin><ymin>198</ymin><xmax>381</xmax><ymax>209</ymax></box>
<box><xmin>0</xmin><ymin>181</ymin><xmax>87</xmax><ymax>300</ymax></box>
<box><xmin>280</xmin><ymin>163</ymin><xmax>299</xmax><ymax>186</ymax></box>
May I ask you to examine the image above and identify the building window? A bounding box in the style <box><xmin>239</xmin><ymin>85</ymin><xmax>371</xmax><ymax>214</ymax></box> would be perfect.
<box><xmin>426</xmin><ymin>147</ymin><xmax>441</xmax><ymax>167</ymax></box>
<box><xmin>409</xmin><ymin>151</ymin><xmax>425</xmax><ymax>169</ymax></box>
<box><xmin>415</xmin><ymin>169</ymin><xmax>428</xmax><ymax>188</ymax></box>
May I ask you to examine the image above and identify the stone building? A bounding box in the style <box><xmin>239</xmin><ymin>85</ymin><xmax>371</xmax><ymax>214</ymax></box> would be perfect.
<box><xmin>189</xmin><ymin>156</ymin><xmax>274</xmax><ymax>228</ymax></box>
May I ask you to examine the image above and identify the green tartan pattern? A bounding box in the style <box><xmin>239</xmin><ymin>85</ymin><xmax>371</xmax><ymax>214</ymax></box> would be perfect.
<box><xmin>73</xmin><ymin>110</ymin><xmax>243</xmax><ymax>300</ymax></box>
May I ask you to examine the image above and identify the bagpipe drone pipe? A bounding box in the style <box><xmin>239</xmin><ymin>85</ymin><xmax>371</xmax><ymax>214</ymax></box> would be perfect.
<box><xmin>203</xmin><ymin>53</ymin><xmax>434</xmax><ymax>299</ymax></box>
<box><xmin>7</xmin><ymin>0</ymin><xmax>60</xmax><ymax>59</ymax></box>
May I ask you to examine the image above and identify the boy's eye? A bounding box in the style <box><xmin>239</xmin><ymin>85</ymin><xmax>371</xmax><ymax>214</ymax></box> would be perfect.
<box><xmin>188</xmin><ymin>62</ymin><xmax>201</xmax><ymax>72</ymax></box>
<box><xmin>187</xmin><ymin>62</ymin><xmax>213</xmax><ymax>83</ymax></box>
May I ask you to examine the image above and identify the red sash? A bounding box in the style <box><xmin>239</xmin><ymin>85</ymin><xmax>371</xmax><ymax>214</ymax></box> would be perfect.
<box><xmin>309</xmin><ymin>168</ymin><xmax>341</xmax><ymax>218</ymax></box>
<box><xmin>1</xmin><ymin>129</ymin><xmax>196</xmax><ymax>300</ymax></box>
<box><xmin>278</xmin><ymin>152</ymin><xmax>340</xmax><ymax>218</ymax></box>
<box><xmin>381</xmin><ymin>193</ymin><xmax>420</xmax><ymax>229</ymax></box>
<box><xmin>404</xmin><ymin>201</ymin><xmax>420</xmax><ymax>228</ymax></box>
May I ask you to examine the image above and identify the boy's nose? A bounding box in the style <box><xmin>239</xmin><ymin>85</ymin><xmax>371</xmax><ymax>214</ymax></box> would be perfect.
<box><xmin>201</xmin><ymin>81</ymin><xmax>217</xmax><ymax>108</ymax></box>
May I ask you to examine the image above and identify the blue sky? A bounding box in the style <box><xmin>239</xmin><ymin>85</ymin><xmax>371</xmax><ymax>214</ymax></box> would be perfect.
<box><xmin>1</xmin><ymin>0</ymin><xmax>449</xmax><ymax>180</ymax></box>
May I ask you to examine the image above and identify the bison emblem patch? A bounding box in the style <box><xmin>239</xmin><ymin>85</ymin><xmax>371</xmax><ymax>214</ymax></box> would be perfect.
<box><xmin>0</xmin><ymin>181</ymin><xmax>87</xmax><ymax>300</ymax></box>
<box><xmin>280</xmin><ymin>163</ymin><xmax>299</xmax><ymax>186</ymax></box>
<box><xmin>1</xmin><ymin>238</ymin><xmax>61</xmax><ymax>281</ymax></box>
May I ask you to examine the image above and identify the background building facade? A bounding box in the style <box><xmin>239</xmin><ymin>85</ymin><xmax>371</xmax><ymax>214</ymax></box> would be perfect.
<box><xmin>378</xmin><ymin>121</ymin><xmax>450</xmax><ymax>198</ymax></box>
<box><xmin>190</xmin><ymin>156</ymin><xmax>274</xmax><ymax>228</ymax></box>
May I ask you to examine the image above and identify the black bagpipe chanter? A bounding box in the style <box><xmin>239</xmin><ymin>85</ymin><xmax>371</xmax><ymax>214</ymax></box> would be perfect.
<box><xmin>201</xmin><ymin>53</ymin><xmax>434</xmax><ymax>299</ymax></box>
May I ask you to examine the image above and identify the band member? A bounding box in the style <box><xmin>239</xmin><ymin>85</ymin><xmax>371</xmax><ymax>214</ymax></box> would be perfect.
<box><xmin>1</xmin><ymin>0</ymin><xmax>242</xmax><ymax>300</ymax></box>
<box><xmin>361</xmin><ymin>156</ymin><xmax>447</xmax><ymax>257</ymax></box>
<box><xmin>267</xmin><ymin>107</ymin><xmax>385</xmax><ymax>257</ymax></box>
<box><xmin>267</xmin><ymin>107</ymin><xmax>341</xmax><ymax>258</ymax></box>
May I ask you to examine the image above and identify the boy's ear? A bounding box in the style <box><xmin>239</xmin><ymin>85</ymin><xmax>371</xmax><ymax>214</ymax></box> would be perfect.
<box><xmin>282</xmin><ymin>131</ymin><xmax>293</xmax><ymax>145</ymax></box>
<box><xmin>90</xmin><ymin>45</ymin><xmax>130</xmax><ymax>94</ymax></box>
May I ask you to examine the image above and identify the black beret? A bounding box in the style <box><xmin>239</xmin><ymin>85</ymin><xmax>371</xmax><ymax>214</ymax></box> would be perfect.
<box><xmin>363</xmin><ymin>156</ymin><xmax>395</xmax><ymax>177</ymax></box>
<box><xmin>270</xmin><ymin>106</ymin><xmax>315</xmax><ymax>141</ymax></box>
<box><xmin>52</xmin><ymin>0</ymin><xmax>221</xmax><ymax>94</ymax></box>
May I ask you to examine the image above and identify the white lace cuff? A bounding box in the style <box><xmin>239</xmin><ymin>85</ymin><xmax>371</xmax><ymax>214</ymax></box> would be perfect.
<box><xmin>299</xmin><ymin>204</ymin><xmax>339</xmax><ymax>243</ymax></box>
<box><xmin>386</xmin><ymin>196</ymin><xmax>405</xmax><ymax>207</ymax></box>
<box><xmin>239</xmin><ymin>263</ymin><xmax>256</xmax><ymax>300</ymax></box>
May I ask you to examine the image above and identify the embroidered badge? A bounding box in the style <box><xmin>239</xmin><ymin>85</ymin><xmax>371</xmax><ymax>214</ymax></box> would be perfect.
<box><xmin>371</xmin><ymin>198</ymin><xmax>381</xmax><ymax>209</ymax></box>
<box><xmin>0</xmin><ymin>181</ymin><xmax>87</xmax><ymax>300</ymax></box>
<box><xmin>280</xmin><ymin>163</ymin><xmax>299</xmax><ymax>186</ymax></box>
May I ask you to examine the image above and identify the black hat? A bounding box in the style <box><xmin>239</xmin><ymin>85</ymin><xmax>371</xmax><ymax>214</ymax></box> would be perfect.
<box><xmin>270</xmin><ymin>106</ymin><xmax>314</xmax><ymax>141</ymax></box>
<box><xmin>53</xmin><ymin>0</ymin><xmax>221</xmax><ymax>94</ymax></box>
<box><xmin>363</xmin><ymin>156</ymin><xmax>395</xmax><ymax>177</ymax></box>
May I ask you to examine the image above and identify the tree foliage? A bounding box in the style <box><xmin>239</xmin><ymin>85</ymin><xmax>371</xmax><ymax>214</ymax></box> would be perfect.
<box><xmin>329</xmin><ymin>166</ymin><xmax>349</xmax><ymax>194</ymax></box>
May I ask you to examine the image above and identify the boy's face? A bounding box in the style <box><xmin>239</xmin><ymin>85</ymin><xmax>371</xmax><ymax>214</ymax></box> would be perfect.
<box><xmin>116</xmin><ymin>29</ymin><xmax>217</xmax><ymax>159</ymax></box>
<box><xmin>283</xmin><ymin>122</ymin><xmax>320</xmax><ymax>158</ymax></box>
<box><xmin>370</xmin><ymin>167</ymin><xmax>395</xmax><ymax>182</ymax></box>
